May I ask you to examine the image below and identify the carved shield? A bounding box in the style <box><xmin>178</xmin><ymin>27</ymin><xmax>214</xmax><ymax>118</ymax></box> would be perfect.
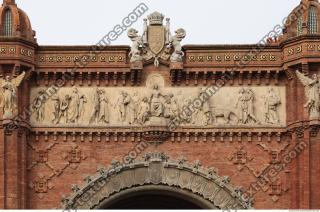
<box><xmin>148</xmin><ymin>25</ymin><xmax>165</xmax><ymax>55</ymax></box>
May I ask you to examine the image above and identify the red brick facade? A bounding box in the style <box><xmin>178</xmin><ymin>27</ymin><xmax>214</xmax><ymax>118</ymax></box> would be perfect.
<box><xmin>0</xmin><ymin>0</ymin><xmax>320</xmax><ymax>209</ymax></box>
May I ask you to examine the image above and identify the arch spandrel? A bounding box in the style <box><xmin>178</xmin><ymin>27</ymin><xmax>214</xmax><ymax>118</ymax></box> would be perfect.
<box><xmin>62</xmin><ymin>153</ymin><xmax>254</xmax><ymax>210</ymax></box>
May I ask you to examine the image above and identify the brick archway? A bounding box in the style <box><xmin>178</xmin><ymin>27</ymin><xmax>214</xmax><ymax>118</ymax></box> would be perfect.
<box><xmin>62</xmin><ymin>153</ymin><xmax>253</xmax><ymax>210</ymax></box>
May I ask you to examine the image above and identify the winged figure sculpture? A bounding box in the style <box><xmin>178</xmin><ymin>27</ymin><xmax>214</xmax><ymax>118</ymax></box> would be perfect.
<box><xmin>296</xmin><ymin>71</ymin><xmax>320</xmax><ymax>118</ymax></box>
<box><xmin>0</xmin><ymin>72</ymin><xmax>25</xmax><ymax>118</ymax></box>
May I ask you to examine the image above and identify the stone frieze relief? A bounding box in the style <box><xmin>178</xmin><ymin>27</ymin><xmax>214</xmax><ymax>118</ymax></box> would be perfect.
<box><xmin>30</xmin><ymin>77</ymin><xmax>286</xmax><ymax>128</ymax></box>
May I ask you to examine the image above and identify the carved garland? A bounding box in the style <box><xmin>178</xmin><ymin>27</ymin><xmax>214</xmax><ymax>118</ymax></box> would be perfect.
<box><xmin>61</xmin><ymin>153</ymin><xmax>253</xmax><ymax>210</ymax></box>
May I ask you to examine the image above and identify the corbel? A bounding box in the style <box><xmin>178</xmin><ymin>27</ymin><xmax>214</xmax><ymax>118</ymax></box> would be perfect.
<box><xmin>44</xmin><ymin>71</ymin><xmax>49</xmax><ymax>86</ymax></box>
<box><xmin>239</xmin><ymin>71</ymin><xmax>243</xmax><ymax>85</ymax></box>
<box><xmin>211</xmin><ymin>132</ymin><xmax>216</xmax><ymax>142</ymax></box>
<box><xmin>247</xmin><ymin>71</ymin><xmax>252</xmax><ymax>85</ymax></box>
<box><xmin>256</xmin><ymin>70</ymin><xmax>261</xmax><ymax>85</ymax></box>
<box><xmin>113</xmin><ymin>72</ymin><xmax>118</xmax><ymax>86</ymax></box>
<box><xmin>97</xmin><ymin>132</ymin><xmax>101</xmax><ymax>142</ymax></box>
<box><xmin>122</xmin><ymin>72</ymin><xmax>126</xmax><ymax>86</ymax></box>
<box><xmin>105</xmin><ymin>132</ymin><xmax>110</xmax><ymax>142</ymax></box>
<box><xmin>186</xmin><ymin>71</ymin><xmax>190</xmax><ymax>86</ymax></box>
<box><xmin>87</xmin><ymin>72</ymin><xmax>92</xmax><ymax>86</ymax></box>
<box><xmin>266</xmin><ymin>70</ymin><xmax>271</xmax><ymax>85</ymax></box>
<box><xmin>79</xmin><ymin>72</ymin><xmax>83</xmax><ymax>86</ymax></box>
<box><xmin>72</xmin><ymin>131</ymin><xmax>76</xmax><ymax>142</ymax></box>
<box><xmin>70</xmin><ymin>71</ymin><xmax>75</xmax><ymax>86</ymax></box>
<box><xmin>194</xmin><ymin>71</ymin><xmax>199</xmax><ymax>86</ymax></box>
<box><xmin>96</xmin><ymin>72</ymin><xmax>100</xmax><ymax>86</ymax></box>
<box><xmin>203</xmin><ymin>71</ymin><xmax>208</xmax><ymax>86</ymax></box>
<box><xmin>105</xmin><ymin>72</ymin><xmax>109</xmax><ymax>86</ymax></box>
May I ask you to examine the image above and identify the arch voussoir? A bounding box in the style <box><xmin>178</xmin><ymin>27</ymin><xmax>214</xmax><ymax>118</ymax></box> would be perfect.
<box><xmin>62</xmin><ymin>152</ymin><xmax>254</xmax><ymax>210</ymax></box>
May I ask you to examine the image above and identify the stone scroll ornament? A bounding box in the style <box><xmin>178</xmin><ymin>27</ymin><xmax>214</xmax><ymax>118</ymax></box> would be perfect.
<box><xmin>127</xmin><ymin>11</ymin><xmax>186</xmax><ymax>66</ymax></box>
<box><xmin>0</xmin><ymin>72</ymin><xmax>25</xmax><ymax>119</ymax></box>
<box><xmin>296</xmin><ymin>71</ymin><xmax>320</xmax><ymax>119</ymax></box>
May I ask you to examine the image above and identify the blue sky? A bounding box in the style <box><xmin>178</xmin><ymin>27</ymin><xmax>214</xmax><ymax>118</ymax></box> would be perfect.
<box><xmin>18</xmin><ymin>0</ymin><xmax>301</xmax><ymax>45</ymax></box>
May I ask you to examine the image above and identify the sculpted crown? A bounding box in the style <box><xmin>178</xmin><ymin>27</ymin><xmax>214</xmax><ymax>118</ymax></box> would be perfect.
<box><xmin>148</xmin><ymin>11</ymin><xmax>164</xmax><ymax>25</ymax></box>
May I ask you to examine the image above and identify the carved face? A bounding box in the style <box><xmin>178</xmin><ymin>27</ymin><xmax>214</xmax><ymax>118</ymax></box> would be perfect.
<box><xmin>312</xmin><ymin>74</ymin><xmax>318</xmax><ymax>80</ymax></box>
<box><xmin>175</xmin><ymin>28</ymin><xmax>186</xmax><ymax>39</ymax></box>
<box><xmin>153</xmin><ymin>84</ymin><xmax>159</xmax><ymax>90</ymax></box>
<box><xmin>5</xmin><ymin>75</ymin><xmax>10</xmax><ymax>81</ymax></box>
<box><xmin>127</xmin><ymin>28</ymin><xmax>139</xmax><ymax>39</ymax></box>
<box><xmin>122</xmin><ymin>92</ymin><xmax>128</xmax><ymax>97</ymax></box>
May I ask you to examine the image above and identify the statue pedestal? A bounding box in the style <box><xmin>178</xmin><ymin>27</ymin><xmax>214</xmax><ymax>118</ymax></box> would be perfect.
<box><xmin>130</xmin><ymin>61</ymin><xmax>143</xmax><ymax>70</ymax></box>
<box><xmin>146</xmin><ymin>116</ymin><xmax>168</xmax><ymax>126</ymax></box>
<box><xmin>170</xmin><ymin>62</ymin><xmax>183</xmax><ymax>70</ymax></box>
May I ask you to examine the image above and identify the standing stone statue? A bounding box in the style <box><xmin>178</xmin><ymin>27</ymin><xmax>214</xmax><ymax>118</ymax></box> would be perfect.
<box><xmin>59</xmin><ymin>95</ymin><xmax>71</xmax><ymax>124</ymax></box>
<box><xmin>149</xmin><ymin>84</ymin><xmax>165</xmax><ymax>117</ymax></box>
<box><xmin>264</xmin><ymin>88</ymin><xmax>281</xmax><ymax>124</ymax></box>
<box><xmin>198</xmin><ymin>88</ymin><xmax>212</xmax><ymax>125</ymax></box>
<box><xmin>296</xmin><ymin>71</ymin><xmax>320</xmax><ymax>119</ymax></box>
<box><xmin>137</xmin><ymin>97</ymin><xmax>150</xmax><ymax>124</ymax></box>
<box><xmin>79</xmin><ymin>94</ymin><xmax>87</xmax><ymax>122</ymax></box>
<box><xmin>115</xmin><ymin>91</ymin><xmax>131</xmax><ymax>122</ymax></box>
<box><xmin>90</xmin><ymin>88</ymin><xmax>101</xmax><ymax>124</ymax></box>
<box><xmin>169</xmin><ymin>28</ymin><xmax>186</xmax><ymax>63</ymax></box>
<box><xmin>180</xmin><ymin>98</ymin><xmax>193</xmax><ymax>124</ymax></box>
<box><xmin>51</xmin><ymin>95</ymin><xmax>60</xmax><ymax>124</ymax></box>
<box><xmin>98</xmin><ymin>89</ymin><xmax>109</xmax><ymax>124</ymax></box>
<box><xmin>68</xmin><ymin>87</ymin><xmax>81</xmax><ymax>123</ymax></box>
<box><xmin>127</xmin><ymin>28</ymin><xmax>144</xmax><ymax>63</ymax></box>
<box><xmin>33</xmin><ymin>89</ymin><xmax>46</xmax><ymax>122</ymax></box>
<box><xmin>129</xmin><ymin>92</ymin><xmax>140</xmax><ymax>125</ymax></box>
<box><xmin>164</xmin><ymin>93</ymin><xmax>179</xmax><ymax>120</ymax></box>
<box><xmin>247</xmin><ymin>88</ymin><xmax>258</xmax><ymax>123</ymax></box>
<box><xmin>235</xmin><ymin>88</ymin><xmax>258</xmax><ymax>124</ymax></box>
<box><xmin>0</xmin><ymin>72</ymin><xmax>25</xmax><ymax>118</ymax></box>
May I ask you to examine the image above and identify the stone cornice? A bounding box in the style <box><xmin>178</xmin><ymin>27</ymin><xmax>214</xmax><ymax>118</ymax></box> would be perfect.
<box><xmin>0</xmin><ymin>36</ymin><xmax>37</xmax><ymax>47</ymax></box>
<box><xmin>36</xmin><ymin>45</ymin><xmax>130</xmax><ymax>52</ymax></box>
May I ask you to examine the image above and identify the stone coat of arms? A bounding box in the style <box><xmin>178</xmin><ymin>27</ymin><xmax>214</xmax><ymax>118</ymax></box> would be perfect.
<box><xmin>128</xmin><ymin>11</ymin><xmax>186</xmax><ymax>66</ymax></box>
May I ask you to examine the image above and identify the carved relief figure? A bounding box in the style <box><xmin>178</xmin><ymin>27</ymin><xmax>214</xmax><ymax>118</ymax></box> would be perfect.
<box><xmin>296</xmin><ymin>71</ymin><xmax>320</xmax><ymax>119</ymax></box>
<box><xmin>198</xmin><ymin>88</ymin><xmax>212</xmax><ymax>125</ymax></box>
<box><xmin>127</xmin><ymin>28</ymin><xmax>144</xmax><ymax>63</ymax></box>
<box><xmin>169</xmin><ymin>28</ymin><xmax>186</xmax><ymax>62</ymax></box>
<box><xmin>115</xmin><ymin>91</ymin><xmax>131</xmax><ymax>122</ymax></box>
<box><xmin>247</xmin><ymin>89</ymin><xmax>258</xmax><ymax>123</ymax></box>
<box><xmin>59</xmin><ymin>95</ymin><xmax>71</xmax><ymax>124</ymax></box>
<box><xmin>235</xmin><ymin>88</ymin><xmax>258</xmax><ymax>124</ymax></box>
<box><xmin>180</xmin><ymin>98</ymin><xmax>193</xmax><ymax>124</ymax></box>
<box><xmin>129</xmin><ymin>92</ymin><xmax>140</xmax><ymax>124</ymax></box>
<box><xmin>149</xmin><ymin>84</ymin><xmax>166</xmax><ymax>117</ymax></box>
<box><xmin>79</xmin><ymin>95</ymin><xmax>87</xmax><ymax>121</ymax></box>
<box><xmin>0</xmin><ymin>72</ymin><xmax>25</xmax><ymax>118</ymax></box>
<box><xmin>137</xmin><ymin>97</ymin><xmax>150</xmax><ymax>124</ymax></box>
<box><xmin>264</xmin><ymin>88</ymin><xmax>281</xmax><ymax>124</ymax></box>
<box><xmin>164</xmin><ymin>93</ymin><xmax>179</xmax><ymax>120</ymax></box>
<box><xmin>68</xmin><ymin>87</ymin><xmax>81</xmax><ymax>123</ymax></box>
<box><xmin>98</xmin><ymin>89</ymin><xmax>109</xmax><ymax>124</ymax></box>
<box><xmin>32</xmin><ymin>86</ymin><xmax>284</xmax><ymax>127</ymax></box>
<box><xmin>51</xmin><ymin>95</ymin><xmax>60</xmax><ymax>124</ymax></box>
<box><xmin>89</xmin><ymin>88</ymin><xmax>100</xmax><ymax>124</ymax></box>
<box><xmin>33</xmin><ymin>90</ymin><xmax>46</xmax><ymax>122</ymax></box>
